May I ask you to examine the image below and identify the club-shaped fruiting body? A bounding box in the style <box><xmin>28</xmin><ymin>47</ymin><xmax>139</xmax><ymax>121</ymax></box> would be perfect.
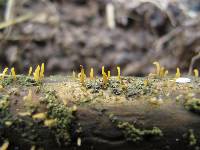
<box><xmin>28</xmin><ymin>66</ymin><xmax>33</xmax><ymax>76</ymax></box>
<box><xmin>90</xmin><ymin>68</ymin><xmax>94</xmax><ymax>80</ymax></box>
<box><xmin>175</xmin><ymin>68</ymin><xmax>181</xmax><ymax>78</ymax></box>
<box><xmin>0</xmin><ymin>68</ymin><xmax>8</xmax><ymax>80</ymax></box>
<box><xmin>152</xmin><ymin>62</ymin><xmax>168</xmax><ymax>78</ymax></box>
<box><xmin>117</xmin><ymin>66</ymin><xmax>120</xmax><ymax>80</ymax></box>
<box><xmin>33</xmin><ymin>63</ymin><xmax>45</xmax><ymax>82</ymax></box>
<box><xmin>79</xmin><ymin>65</ymin><xmax>86</xmax><ymax>85</ymax></box>
<box><xmin>194</xmin><ymin>69</ymin><xmax>199</xmax><ymax>77</ymax></box>
<box><xmin>11</xmin><ymin>67</ymin><xmax>16</xmax><ymax>80</ymax></box>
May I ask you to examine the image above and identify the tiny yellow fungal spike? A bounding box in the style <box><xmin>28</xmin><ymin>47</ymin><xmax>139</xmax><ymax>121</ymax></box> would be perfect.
<box><xmin>194</xmin><ymin>69</ymin><xmax>199</xmax><ymax>77</ymax></box>
<box><xmin>30</xmin><ymin>145</ymin><xmax>36</xmax><ymax>150</ymax></box>
<box><xmin>32</xmin><ymin>113</ymin><xmax>46</xmax><ymax>120</ymax></box>
<box><xmin>71</xmin><ymin>105</ymin><xmax>77</xmax><ymax>112</ymax></box>
<box><xmin>164</xmin><ymin>70</ymin><xmax>168</xmax><ymax>77</ymax></box>
<box><xmin>0</xmin><ymin>140</ymin><xmax>9</xmax><ymax>150</ymax></box>
<box><xmin>175</xmin><ymin>67</ymin><xmax>181</xmax><ymax>78</ymax></box>
<box><xmin>0</xmin><ymin>68</ymin><xmax>8</xmax><ymax>79</ymax></box>
<box><xmin>11</xmin><ymin>67</ymin><xmax>17</xmax><ymax>80</ymax></box>
<box><xmin>23</xmin><ymin>89</ymin><xmax>33</xmax><ymax>101</ymax></box>
<box><xmin>40</xmin><ymin>63</ymin><xmax>45</xmax><ymax>79</ymax></box>
<box><xmin>117</xmin><ymin>66</ymin><xmax>121</xmax><ymax>80</ymax></box>
<box><xmin>33</xmin><ymin>65</ymin><xmax>40</xmax><ymax>81</ymax></box>
<box><xmin>153</xmin><ymin>62</ymin><xmax>160</xmax><ymax>76</ymax></box>
<box><xmin>18</xmin><ymin>112</ymin><xmax>32</xmax><ymax>117</ymax></box>
<box><xmin>0</xmin><ymin>85</ymin><xmax>3</xmax><ymax>90</ymax></box>
<box><xmin>144</xmin><ymin>79</ymin><xmax>148</xmax><ymax>86</ymax></box>
<box><xmin>77</xmin><ymin>137</ymin><xmax>81</xmax><ymax>146</ymax></box>
<box><xmin>102</xmin><ymin>72</ymin><xmax>108</xmax><ymax>87</ymax></box>
<box><xmin>108</xmin><ymin>70</ymin><xmax>111</xmax><ymax>79</ymax></box>
<box><xmin>159</xmin><ymin>67</ymin><xmax>165</xmax><ymax>77</ymax></box>
<box><xmin>28</xmin><ymin>66</ymin><xmax>33</xmax><ymax>76</ymax></box>
<box><xmin>102</xmin><ymin>66</ymin><xmax>105</xmax><ymax>75</ymax></box>
<box><xmin>4</xmin><ymin>121</ymin><xmax>12</xmax><ymax>127</ymax></box>
<box><xmin>80</xmin><ymin>65</ymin><xmax>86</xmax><ymax>85</ymax></box>
<box><xmin>90</xmin><ymin>68</ymin><xmax>94</xmax><ymax>80</ymax></box>
<box><xmin>44</xmin><ymin>119</ymin><xmax>57</xmax><ymax>127</ymax></box>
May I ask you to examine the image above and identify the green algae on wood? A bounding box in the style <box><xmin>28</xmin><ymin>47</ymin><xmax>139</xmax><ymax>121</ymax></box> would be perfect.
<box><xmin>109</xmin><ymin>114</ymin><xmax>163</xmax><ymax>142</ymax></box>
<box><xmin>41</xmin><ymin>90</ymin><xmax>75</xmax><ymax>145</ymax></box>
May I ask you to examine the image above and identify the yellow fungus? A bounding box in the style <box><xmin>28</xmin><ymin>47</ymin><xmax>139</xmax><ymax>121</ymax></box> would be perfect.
<box><xmin>0</xmin><ymin>67</ymin><xmax>8</xmax><ymax>79</ymax></box>
<box><xmin>102</xmin><ymin>72</ymin><xmax>108</xmax><ymax>87</ymax></box>
<box><xmin>71</xmin><ymin>105</ymin><xmax>77</xmax><ymax>112</ymax></box>
<box><xmin>117</xmin><ymin>66</ymin><xmax>121</xmax><ymax>80</ymax></box>
<box><xmin>44</xmin><ymin>119</ymin><xmax>57</xmax><ymax>127</ymax></box>
<box><xmin>30</xmin><ymin>145</ymin><xmax>36</xmax><ymax>150</ymax></box>
<box><xmin>164</xmin><ymin>70</ymin><xmax>168</xmax><ymax>76</ymax></box>
<box><xmin>32</xmin><ymin>112</ymin><xmax>46</xmax><ymax>120</ymax></box>
<box><xmin>159</xmin><ymin>67</ymin><xmax>165</xmax><ymax>77</ymax></box>
<box><xmin>40</xmin><ymin>63</ymin><xmax>45</xmax><ymax>79</ymax></box>
<box><xmin>33</xmin><ymin>65</ymin><xmax>40</xmax><ymax>82</ymax></box>
<box><xmin>108</xmin><ymin>70</ymin><xmax>111</xmax><ymax>79</ymax></box>
<box><xmin>144</xmin><ymin>79</ymin><xmax>148</xmax><ymax>86</ymax></box>
<box><xmin>80</xmin><ymin>65</ymin><xmax>86</xmax><ymax>85</ymax></box>
<box><xmin>28</xmin><ymin>66</ymin><xmax>33</xmax><ymax>76</ymax></box>
<box><xmin>153</xmin><ymin>62</ymin><xmax>160</xmax><ymax>76</ymax></box>
<box><xmin>0</xmin><ymin>140</ymin><xmax>9</xmax><ymax>150</ymax></box>
<box><xmin>77</xmin><ymin>137</ymin><xmax>81</xmax><ymax>146</ymax></box>
<box><xmin>102</xmin><ymin>66</ymin><xmax>105</xmax><ymax>74</ymax></box>
<box><xmin>4</xmin><ymin>121</ymin><xmax>12</xmax><ymax>127</ymax></box>
<box><xmin>11</xmin><ymin>67</ymin><xmax>17</xmax><ymax>80</ymax></box>
<box><xmin>23</xmin><ymin>89</ymin><xmax>33</xmax><ymax>101</ymax></box>
<box><xmin>90</xmin><ymin>68</ymin><xmax>94</xmax><ymax>80</ymax></box>
<box><xmin>194</xmin><ymin>69</ymin><xmax>199</xmax><ymax>77</ymax></box>
<box><xmin>175</xmin><ymin>67</ymin><xmax>181</xmax><ymax>78</ymax></box>
<box><xmin>0</xmin><ymin>85</ymin><xmax>3</xmax><ymax>91</ymax></box>
<box><xmin>18</xmin><ymin>112</ymin><xmax>32</xmax><ymax>117</ymax></box>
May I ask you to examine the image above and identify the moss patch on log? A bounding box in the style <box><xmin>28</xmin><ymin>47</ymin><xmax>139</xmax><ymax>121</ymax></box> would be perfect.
<box><xmin>109</xmin><ymin>114</ymin><xmax>163</xmax><ymax>142</ymax></box>
<box><xmin>41</xmin><ymin>90</ymin><xmax>75</xmax><ymax>146</ymax></box>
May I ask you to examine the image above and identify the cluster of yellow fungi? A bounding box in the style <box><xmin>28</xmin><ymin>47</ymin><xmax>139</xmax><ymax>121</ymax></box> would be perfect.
<box><xmin>78</xmin><ymin>65</ymin><xmax>121</xmax><ymax>86</ymax></box>
<box><xmin>0</xmin><ymin>63</ymin><xmax>45</xmax><ymax>83</ymax></box>
<box><xmin>151</xmin><ymin>61</ymin><xmax>199</xmax><ymax>78</ymax></box>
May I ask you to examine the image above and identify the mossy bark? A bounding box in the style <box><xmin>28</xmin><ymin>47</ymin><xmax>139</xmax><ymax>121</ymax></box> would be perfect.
<box><xmin>0</xmin><ymin>75</ymin><xmax>200</xmax><ymax>150</ymax></box>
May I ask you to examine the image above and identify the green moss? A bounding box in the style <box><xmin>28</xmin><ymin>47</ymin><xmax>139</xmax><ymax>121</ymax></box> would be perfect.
<box><xmin>0</xmin><ymin>75</ymin><xmax>38</xmax><ymax>87</ymax></box>
<box><xmin>109</xmin><ymin>114</ymin><xmax>163</xmax><ymax>142</ymax></box>
<box><xmin>185</xmin><ymin>98</ymin><xmax>200</xmax><ymax>114</ymax></box>
<box><xmin>42</xmin><ymin>90</ymin><xmax>74</xmax><ymax>145</ymax></box>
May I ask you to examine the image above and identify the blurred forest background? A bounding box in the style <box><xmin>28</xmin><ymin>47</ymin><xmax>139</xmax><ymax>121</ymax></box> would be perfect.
<box><xmin>0</xmin><ymin>0</ymin><xmax>200</xmax><ymax>76</ymax></box>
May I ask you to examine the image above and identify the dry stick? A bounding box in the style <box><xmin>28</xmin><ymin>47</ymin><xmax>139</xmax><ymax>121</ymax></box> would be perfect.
<box><xmin>188</xmin><ymin>52</ymin><xmax>200</xmax><ymax>75</ymax></box>
<box><xmin>0</xmin><ymin>13</ymin><xmax>33</xmax><ymax>30</ymax></box>
<box><xmin>4</xmin><ymin>0</ymin><xmax>15</xmax><ymax>38</ymax></box>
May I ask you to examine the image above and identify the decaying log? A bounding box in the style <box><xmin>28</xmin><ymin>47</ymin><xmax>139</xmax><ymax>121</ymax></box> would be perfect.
<box><xmin>0</xmin><ymin>75</ymin><xmax>200</xmax><ymax>150</ymax></box>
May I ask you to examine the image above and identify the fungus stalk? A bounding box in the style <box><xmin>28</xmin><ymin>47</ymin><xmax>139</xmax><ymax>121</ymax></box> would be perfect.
<box><xmin>117</xmin><ymin>66</ymin><xmax>121</xmax><ymax>80</ymax></box>
<box><xmin>40</xmin><ymin>63</ymin><xmax>45</xmax><ymax>79</ymax></box>
<box><xmin>102</xmin><ymin>66</ymin><xmax>105</xmax><ymax>75</ymax></box>
<box><xmin>0</xmin><ymin>68</ymin><xmax>8</xmax><ymax>80</ymax></box>
<box><xmin>28</xmin><ymin>66</ymin><xmax>33</xmax><ymax>76</ymax></box>
<box><xmin>11</xmin><ymin>67</ymin><xmax>16</xmax><ymax>80</ymax></box>
<box><xmin>0</xmin><ymin>140</ymin><xmax>9</xmax><ymax>150</ymax></box>
<box><xmin>102</xmin><ymin>72</ymin><xmax>108</xmax><ymax>88</ymax></box>
<box><xmin>80</xmin><ymin>65</ymin><xmax>86</xmax><ymax>85</ymax></box>
<box><xmin>108</xmin><ymin>70</ymin><xmax>111</xmax><ymax>79</ymax></box>
<box><xmin>194</xmin><ymin>69</ymin><xmax>199</xmax><ymax>77</ymax></box>
<box><xmin>175</xmin><ymin>67</ymin><xmax>181</xmax><ymax>78</ymax></box>
<box><xmin>33</xmin><ymin>65</ymin><xmax>40</xmax><ymax>82</ymax></box>
<box><xmin>90</xmin><ymin>68</ymin><xmax>94</xmax><ymax>80</ymax></box>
